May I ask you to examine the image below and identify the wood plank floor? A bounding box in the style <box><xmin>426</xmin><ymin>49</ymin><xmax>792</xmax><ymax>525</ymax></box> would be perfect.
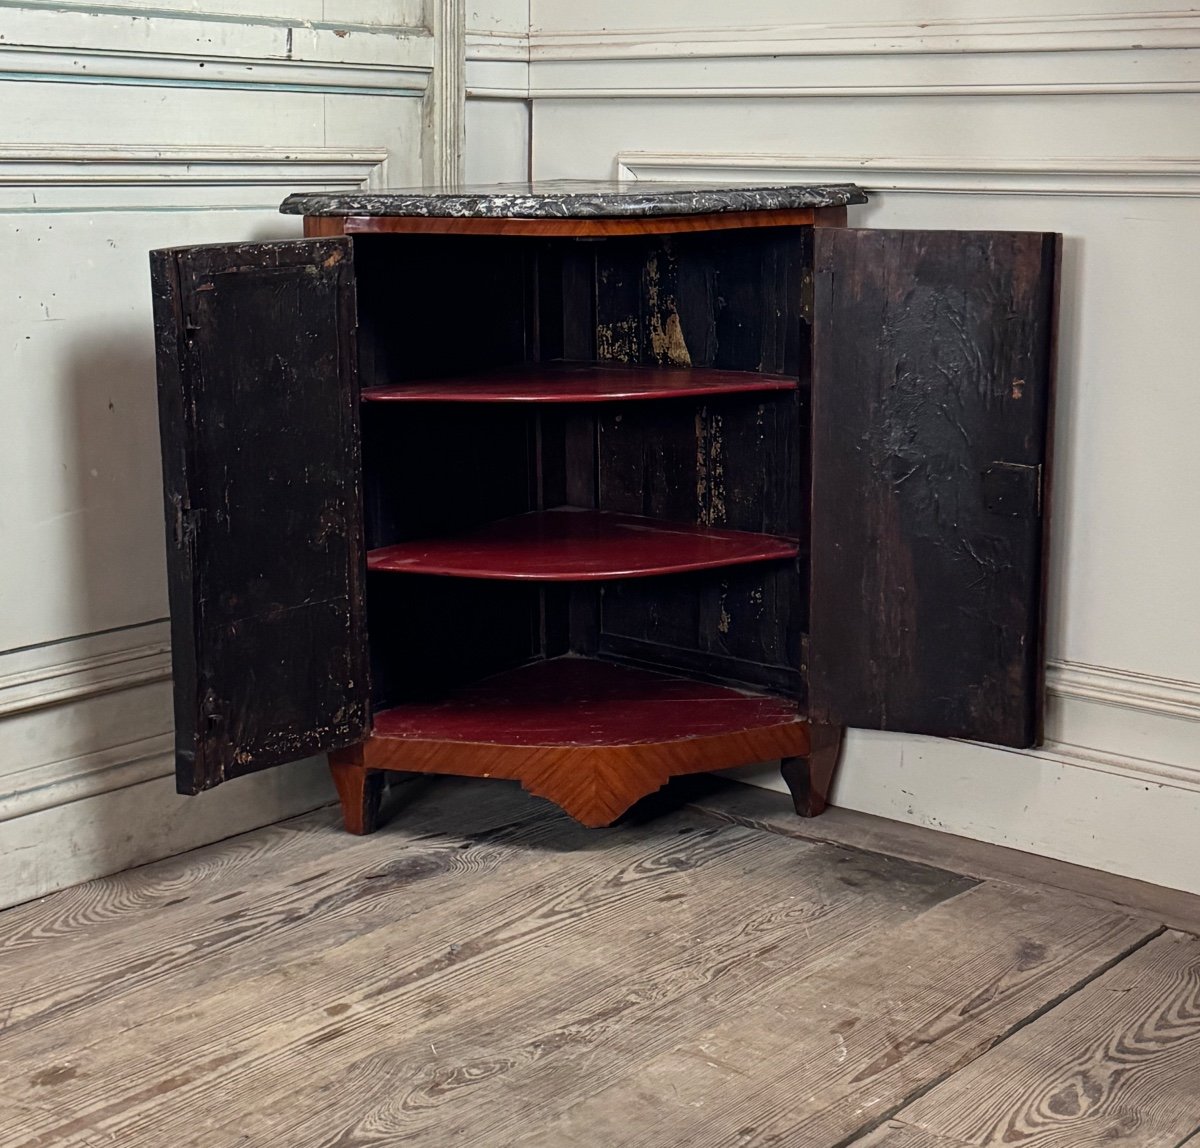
<box><xmin>2</xmin><ymin>776</ymin><xmax>1198</xmax><ymax>1148</ymax></box>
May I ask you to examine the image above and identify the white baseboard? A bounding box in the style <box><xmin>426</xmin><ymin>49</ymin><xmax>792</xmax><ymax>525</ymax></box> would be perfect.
<box><xmin>0</xmin><ymin>756</ymin><xmax>335</xmax><ymax>911</ymax></box>
<box><xmin>735</xmin><ymin>724</ymin><xmax>1200</xmax><ymax>897</ymax></box>
<box><xmin>0</xmin><ymin>623</ymin><xmax>338</xmax><ymax>909</ymax></box>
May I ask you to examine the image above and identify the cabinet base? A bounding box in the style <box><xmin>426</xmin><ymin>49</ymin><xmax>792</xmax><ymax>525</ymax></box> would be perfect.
<box><xmin>328</xmin><ymin>746</ymin><xmax>385</xmax><ymax>835</ymax></box>
<box><xmin>327</xmin><ymin>720</ymin><xmax>846</xmax><ymax>835</ymax></box>
<box><xmin>780</xmin><ymin>724</ymin><xmax>844</xmax><ymax>817</ymax></box>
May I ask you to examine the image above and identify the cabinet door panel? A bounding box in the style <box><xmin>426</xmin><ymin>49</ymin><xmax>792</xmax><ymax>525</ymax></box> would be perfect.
<box><xmin>809</xmin><ymin>228</ymin><xmax>1058</xmax><ymax>747</ymax></box>
<box><xmin>151</xmin><ymin>239</ymin><xmax>369</xmax><ymax>793</ymax></box>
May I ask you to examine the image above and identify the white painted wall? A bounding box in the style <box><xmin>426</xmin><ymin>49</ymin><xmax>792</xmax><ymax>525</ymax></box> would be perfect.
<box><xmin>466</xmin><ymin>0</ymin><xmax>529</xmax><ymax>182</ymax></box>
<box><xmin>462</xmin><ymin>0</ymin><xmax>1200</xmax><ymax>890</ymax></box>
<box><xmin>0</xmin><ymin>1</ymin><xmax>464</xmax><ymax>908</ymax></box>
<box><xmin>5</xmin><ymin>0</ymin><xmax>1197</xmax><ymax>905</ymax></box>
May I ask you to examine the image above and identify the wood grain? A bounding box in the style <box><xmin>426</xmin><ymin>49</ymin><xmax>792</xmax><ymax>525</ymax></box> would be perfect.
<box><xmin>808</xmin><ymin>227</ymin><xmax>1059</xmax><ymax>748</ymax></box>
<box><xmin>0</xmin><ymin>782</ymin><xmax>545</xmax><ymax>1039</ymax></box>
<box><xmin>0</xmin><ymin>793</ymin><xmax>968</xmax><ymax>1147</ymax></box>
<box><xmin>151</xmin><ymin>239</ymin><xmax>369</xmax><ymax>791</ymax></box>
<box><xmin>514</xmin><ymin>884</ymin><xmax>1156</xmax><ymax>1148</ymax></box>
<box><xmin>2</xmin><ymin>780</ymin><xmax>1179</xmax><ymax>1148</ymax></box>
<box><xmin>686</xmin><ymin>779</ymin><xmax>1200</xmax><ymax>936</ymax></box>
<box><xmin>0</xmin><ymin>818</ymin><xmax>791</xmax><ymax>1143</ymax></box>
<box><xmin>309</xmin><ymin>208</ymin><xmax>824</xmax><ymax>237</ymax></box>
<box><xmin>363</xmin><ymin>717</ymin><xmax>810</xmax><ymax>828</ymax></box>
<box><xmin>255</xmin><ymin>846</ymin><xmax>968</xmax><ymax>1148</ymax></box>
<box><xmin>889</xmin><ymin>930</ymin><xmax>1200</xmax><ymax>1147</ymax></box>
<box><xmin>0</xmin><ymin>808</ymin><xmax>336</xmax><ymax>955</ymax></box>
<box><xmin>852</xmin><ymin>1122</ymin><xmax>975</xmax><ymax>1147</ymax></box>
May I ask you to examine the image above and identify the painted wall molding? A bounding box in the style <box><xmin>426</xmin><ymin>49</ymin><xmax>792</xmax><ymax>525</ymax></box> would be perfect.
<box><xmin>530</xmin><ymin>77</ymin><xmax>1200</xmax><ymax>100</ymax></box>
<box><xmin>527</xmin><ymin>13</ymin><xmax>1200</xmax><ymax>99</ymax></box>
<box><xmin>1050</xmin><ymin>658</ymin><xmax>1200</xmax><ymax>723</ymax></box>
<box><xmin>0</xmin><ymin>144</ymin><xmax>389</xmax><ymax>212</ymax></box>
<box><xmin>430</xmin><ymin>0</ymin><xmax>467</xmax><ymax>184</ymax></box>
<box><xmin>0</xmin><ymin>4</ymin><xmax>434</xmax><ymax>94</ymax></box>
<box><xmin>0</xmin><ymin>144</ymin><xmax>390</xmax><ymax>186</ymax></box>
<box><xmin>1030</xmin><ymin>738</ymin><xmax>1200</xmax><ymax>796</ymax></box>
<box><xmin>0</xmin><ymin>624</ymin><xmax>171</xmax><ymax>720</ymax></box>
<box><xmin>4</xmin><ymin>1</ymin><xmax>424</xmax><ymax>36</ymax></box>
<box><xmin>466</xmin><ymin>27</ymin><xmax>530</xmax><ymax>63</ymax></box>
<box><xmin>618</xmin><ymin>153</ymin><xmax>1200</xmax><ymax>198</ymax></box>
<box><xmin>0</xmin><ymin>46</ymin><xmax>431</xmax><ymax>95</ymax></box>
<box><xmin>0</xmin><ymin>734</ymin><xmax>173</xmax><ymax>823</ymax></box>
<box><xmin>465</xmin><ymin>23</ymin><xmax>530</xmax><ymax>100</ymax></box>
<box><xmin>0</xmin><ymin>622</ymin><xmax>174</xmax><ymax>823</ymax></box>
<box><xmin>529</xmin><ymin>11</ymin><xmax>1200</xmax><ymax>61</ymax></box>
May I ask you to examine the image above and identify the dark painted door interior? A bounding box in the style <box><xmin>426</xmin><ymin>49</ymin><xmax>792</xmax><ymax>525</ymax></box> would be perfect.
<box><xmin>807</xmin><ymin>227</ymin><xmax>1059</xmax><ymax>747</ymax></box>
<box><xmin>151</xmin><ymin>238</ymin><xmax>370</xmax><ymax>792</ymax></box>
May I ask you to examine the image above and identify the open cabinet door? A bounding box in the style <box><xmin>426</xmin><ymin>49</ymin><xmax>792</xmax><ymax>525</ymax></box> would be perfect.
<box><xmin>151</xmin><ymin>239</ymin><xmax>369</xmax><ymax>793</ymax></box>
<box><xmin>809</xmin><ymin>228</ymin><xmax>1059</xmax><ymax>747</ymax></box>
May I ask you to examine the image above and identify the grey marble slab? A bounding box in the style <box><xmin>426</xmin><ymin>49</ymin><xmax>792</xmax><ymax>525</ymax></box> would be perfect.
<box><xmin>280</xmin><ymin>180</ymin><xmax>867</xmax><ymax>218</ymax></box>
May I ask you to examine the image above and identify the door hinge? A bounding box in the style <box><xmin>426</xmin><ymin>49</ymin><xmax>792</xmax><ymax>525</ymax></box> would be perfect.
<box><xmin>982</xmin><ymin>462</ymin><xmax>1043</xmax><ymax>517</ymax></box>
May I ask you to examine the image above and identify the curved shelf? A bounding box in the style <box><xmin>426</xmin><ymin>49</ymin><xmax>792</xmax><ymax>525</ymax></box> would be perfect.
<box><xmin>370</xmin><ymin>656</ymin><xmax>803</xmax><ymax>749</ymax></box>
<box><xmin>361</xmin><ymin>362</ymin><xmax>796</xmax><ymax>405</ymax></box>
<box><xmin>365</xmin><ymin>508</ymin><xmax>798</xmax><ymax>582</ymax></box>
<box><xmin>364</xmin><ymin>658</ymin><xmax>809</xmax><ymax>827</ymax></box>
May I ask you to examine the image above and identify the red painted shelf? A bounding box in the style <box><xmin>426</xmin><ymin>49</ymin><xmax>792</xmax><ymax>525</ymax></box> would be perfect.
<box><xmin>366</xmin><ymin>508</ymin><xmax>798</xmax><ymax>582</ymax></box>
<box><xmin>371</xmin><ymin>657</ymin><xmax>801</xmax><ymax>749</ymax></box>
<box><xmin>361</xmin><ymin>362</ymin><xmax>796</xmax><ymax>404</ymax></box>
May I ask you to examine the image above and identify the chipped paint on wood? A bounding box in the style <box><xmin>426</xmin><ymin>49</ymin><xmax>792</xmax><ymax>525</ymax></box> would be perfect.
<box><xmin>644</xmin><ymin>251</ymin><xmax>692</xmax><ymax>367</ymax></box>
<box><xmin>808</xmin><ymin>227</ymin><xmax>1058</xmax><ymax>747</ymax></box>
<box><xmin>151</xmin><ymin>238</ymin><xmax>370</xmax><ymax>794</ymax></box>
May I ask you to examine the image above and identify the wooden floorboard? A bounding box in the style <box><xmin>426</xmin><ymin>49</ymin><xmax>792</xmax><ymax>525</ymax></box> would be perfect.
<box><xmin>1</xmin><ymin>775</ymin><xmax>1194</xmax><ymax>1148</ymax></box>
<box><xmin>854</xmin><ymin>1122</ymin><xmax>976</xmax><ymax>1147</ymax></box>
<box><xmin>512</xmin><ymin>884</ymin><xmax>1157</xmax><ymax>1147</ymax></box>
<box><xmin>0</xmin><ymin>780</ymin><xmax>551</xmax><ymax>1038</ymax></box>
<box><xmin>184</xmin><ymin>830</ymin><xmax>971</xmax><ymax>1147</ymax></box>
<box><xmin>687</xmin><ymin>778</ymin><xmax>1200</xmax><ymax>935</ymax></box>
<box><xmin>875</xmin><ymin>930</ymin><xmax>1200</xmax><ymax>1147</ymax></box>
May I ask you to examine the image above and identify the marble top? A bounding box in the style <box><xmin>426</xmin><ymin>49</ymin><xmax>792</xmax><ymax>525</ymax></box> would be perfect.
<box><xmin>279</xmin><ymin>180</ymin><xmax>867</xmax><ymax>219</ymax></box>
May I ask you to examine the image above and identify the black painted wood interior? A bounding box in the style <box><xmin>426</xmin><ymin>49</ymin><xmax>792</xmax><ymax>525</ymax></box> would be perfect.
<box><xmin>151</xmin><ymin>239</ymin><xmax>370</xmax><ymax>793</ymax></box>
<box><xmin>808</xmin><ymin>228</ymin><xmax>1059</xmax><ymax>746</ymax></box>
<box><xmin>352</xmin><ymin>230</ymin><xmax>809</xmax><ymax>704</ymax></box>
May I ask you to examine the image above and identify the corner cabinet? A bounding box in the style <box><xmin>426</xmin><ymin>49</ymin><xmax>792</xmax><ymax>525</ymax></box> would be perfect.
<box><xmin>150</xmin><ymin>182</ymin><xmax>1060</xmax><ymax>834</ymax></box>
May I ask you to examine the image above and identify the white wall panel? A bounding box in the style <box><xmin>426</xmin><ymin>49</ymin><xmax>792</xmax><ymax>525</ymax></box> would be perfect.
<box><xmin>0</xmin><ymin>0</ymin><xmax>461</xmax><ymax>906</ymax></box>
<box><xmin>9</xmin><ymin>0</ymin><xmax>426</xmax><ymax>25</ymax></box>
<box><xmin>513</xmin><ymin>0</ymin><xmax>1200</xmax><ymax>889</ymax></box>
<box><xmin>465</xmin><ymin>99</ymin><xmax>528</xmax><ymax>181</ymax></box>
<box><xmin>466</xmin><ymin>0</ymin><xmax>529</xmax><ymax>179</ymax></box>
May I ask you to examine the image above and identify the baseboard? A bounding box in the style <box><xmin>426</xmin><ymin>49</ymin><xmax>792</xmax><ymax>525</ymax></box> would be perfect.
<box><xmin>0</xmin><ymin>622</ymin><xmax>338</xmax><ymax>909</ymax></box>
<box><xmin>734</xmin><ymin>728</ymin><xmax>1200</xmax><ymax>896</ymax></box>
<box><xmin>0</xmin><ymin>756</ymin><xmax>336</xmax><ymax>911</ymax></box>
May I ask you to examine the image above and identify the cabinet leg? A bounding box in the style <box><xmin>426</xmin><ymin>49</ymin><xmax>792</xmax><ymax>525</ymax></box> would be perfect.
<box><xmin>329</xmin><ymin>746</ymin><xmax>385</xmax><ymax>836</ymax></box>
<box><xmin>780</xmin><ymin>724</ymin><xmax>844</xmax><ymax>818</ymax></box>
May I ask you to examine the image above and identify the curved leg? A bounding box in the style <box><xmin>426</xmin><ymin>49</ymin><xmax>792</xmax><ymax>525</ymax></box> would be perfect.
<box><xmin>780</xmin><ymin>724</ymin><xmax>844</xmax><ymax>818</ymax></box>
<box><xmin>329</xmin><ymin>745</ymin><xmax>385</xmax><ymax>835</ymax></box>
